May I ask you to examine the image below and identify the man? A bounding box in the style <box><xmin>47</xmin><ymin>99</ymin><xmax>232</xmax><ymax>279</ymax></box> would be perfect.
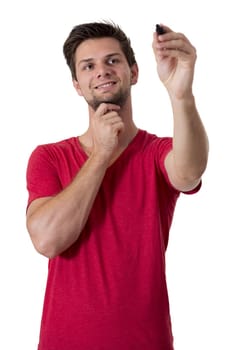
<box><xmin>26</xmin><ymin>21</ymin><xmax>209</xmax><ymax>350</ymax></box>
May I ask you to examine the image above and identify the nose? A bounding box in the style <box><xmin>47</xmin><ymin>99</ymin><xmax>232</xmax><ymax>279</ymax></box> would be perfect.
<box><xmin>95</xmin><ymin>63</ymin><xmax>112</xmax><ymax>79</ymax></box>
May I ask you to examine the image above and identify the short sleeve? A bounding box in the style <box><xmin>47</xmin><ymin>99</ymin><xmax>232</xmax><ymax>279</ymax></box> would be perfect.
<box><xmin>26</xmin><ymin>145</ymin><xmax>62</xmax><ymax>207</ymax></box>
<box><xmin>154</xmin><ymin>136</ymin><xmax>202</xmax><ymax>195</ymax></box>
<box><xmin>153</xmin><ymin>137</ymin><xmax>176</xmax><ymax>190</ymax></box>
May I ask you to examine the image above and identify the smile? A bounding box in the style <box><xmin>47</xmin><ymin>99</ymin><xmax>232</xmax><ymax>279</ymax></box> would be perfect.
<box><xmin>95</xmin><ymin>81</ymin><xmax>116</xmax><ymax>89</ymax></box>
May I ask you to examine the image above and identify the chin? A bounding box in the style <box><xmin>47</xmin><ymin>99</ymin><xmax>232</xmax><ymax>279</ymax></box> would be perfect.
<box><xmin>88</xmin><ymin>88</ymin><xmax>130</xmax><ymax>111</ymax></box>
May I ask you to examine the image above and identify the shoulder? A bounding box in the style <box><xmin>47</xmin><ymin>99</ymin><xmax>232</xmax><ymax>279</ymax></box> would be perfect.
<box><xmin>138</xmin><ymin>129</ymin><xmax>173</xmax><ymax>157</ymax></box>
<box><xmin>39</xmin><ymin>136</ymin><xmax>78</xmax><ymax>151</ymax></box>
<box><xmin>29</xmin><ymin>137</ymin><xmax>78</xmax><ymax>159</ymax></box>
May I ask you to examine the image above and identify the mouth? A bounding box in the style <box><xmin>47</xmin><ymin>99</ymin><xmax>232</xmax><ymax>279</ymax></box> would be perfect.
<box><xmin>94</xmin><ymin>81</ymin><xmax>117</xmax><ymax>90</ymax></box>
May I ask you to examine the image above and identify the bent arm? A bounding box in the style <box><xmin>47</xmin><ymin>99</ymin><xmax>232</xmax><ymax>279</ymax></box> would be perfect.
<box><xmin>26</xmin><ymin>103</ymin><xmax>125</xmax><ymax>259</ymax></box>
<box><xmin>26</xmin><ymin>154</ymin><xmax>108</xmax><ymax>259</ymax></box>
<box><xmin>153</xmin><ymin>25</ymin><xmax>209</xmax><ymax>191</ymax></box>
<box><xmin>165</xmin><ymin>95</ymin><xmax>209</xmax><ymax>192</ymax></box>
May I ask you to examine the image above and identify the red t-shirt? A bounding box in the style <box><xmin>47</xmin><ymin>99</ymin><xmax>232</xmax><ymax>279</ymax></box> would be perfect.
<box><xmin>26</xmin><ymin>129</ymin><xmax>200</xmax><ymax>350</ymax></box>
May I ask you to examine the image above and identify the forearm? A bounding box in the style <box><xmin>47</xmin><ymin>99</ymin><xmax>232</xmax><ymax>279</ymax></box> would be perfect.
<box><xmin>170</xmin><ymin>94</ymin><xmax>209</xmax><ymax>181</ymax></box>
<box><xmin>27</xmin><ymin>154</ymin><xmax>108</xmax><ymax>258</ymax></box>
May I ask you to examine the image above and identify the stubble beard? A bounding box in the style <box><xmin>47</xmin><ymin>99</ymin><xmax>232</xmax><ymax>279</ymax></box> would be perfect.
<box><xmin>86</xmin><ymin>86</ymin><xmax>131</xmax><ymax>111</ymax></box>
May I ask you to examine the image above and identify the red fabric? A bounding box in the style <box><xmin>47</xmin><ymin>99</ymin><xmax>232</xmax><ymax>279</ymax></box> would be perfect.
<box><xmin>26</xmin><ymin>130</ymin><xmax>200</xmax><ymax>350</ymax></box>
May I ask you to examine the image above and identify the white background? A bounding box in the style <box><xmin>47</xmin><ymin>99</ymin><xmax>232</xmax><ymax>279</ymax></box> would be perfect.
<box><xmin>0</xmin><ymin>0</ymin><xmax>232</xmax><ymax>349</ymax></box>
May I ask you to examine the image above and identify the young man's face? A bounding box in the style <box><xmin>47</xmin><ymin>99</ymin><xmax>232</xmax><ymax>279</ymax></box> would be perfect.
<box><xmin>73</xmin><ymin>37</ymin><xmax>138</xmax><ymax>110</ymax></box>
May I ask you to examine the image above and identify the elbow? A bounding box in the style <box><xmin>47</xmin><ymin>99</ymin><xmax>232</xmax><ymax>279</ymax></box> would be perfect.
<box><xmin>192</xmin><ymin>155</ymin><xmax>209</xmax><ymax>180</ymax></box>
<box><xmin>172</xmin><ymin>160</ymin><xmax>208</xmax><ymax>192</ymax></box>
<box><xmin>168</xmin><ymin>145</ymin><xmax>209</xmax><ymax>192</ymax></box>
<box><xmin>31</xmin><ymin>235</ymin><xmax>60</xmax><ymax>259</ymax></box>
<box><xmin>187</xmin><ymin>162</ymin><xmax>208</xmax><ymax>182</ymax></box>
<box><xmin>33</xmin><ymin>239</ymin><xmax>59</xmax><ymax>259</ymax></box>
<box><xmin>178</xmin><ymin>151</ymin><xmax>209</xmax><ymax>183</ymax></box>
<box><xmin>26</xmin><ymin>218</ymin><xmax>60</xmax><ymax>259</ymax></box>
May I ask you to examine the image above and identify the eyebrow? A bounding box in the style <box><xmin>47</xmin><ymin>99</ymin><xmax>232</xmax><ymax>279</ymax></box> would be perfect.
<box><xmin>78</xmin><ymin>53</ymin><xmax>122</xmax><ymax>67</ymax></box>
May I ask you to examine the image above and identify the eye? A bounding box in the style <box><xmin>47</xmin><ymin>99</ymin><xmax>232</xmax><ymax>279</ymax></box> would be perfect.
<box><xmin>82</xmin><ymin>63</ymin><xmax>93</xmax><ymax>71</ymax></box>
<box><xmin>108</xmin><ymin>57</ymin><xmax>119</xmax><ymax>65</ymax></box>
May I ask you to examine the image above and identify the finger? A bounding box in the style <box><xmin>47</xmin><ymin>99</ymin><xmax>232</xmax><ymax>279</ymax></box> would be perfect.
<box><xmin>99</xmin><ymin>116</ymin><xmax>124</xmax><ymax>136</ymax></box>
<box><xmin>154</xmin><ymin>24</ymin><xmax>173</xmax><ymax>42</ymax></box>
<box><xmin>112</xmin><ymin>120</ymin><xmax>125</xmax><ymax>135</ymax></box>
<box><xmin>102</xmin><ymin>112</ymin><xmax>121</xmax><ymax>122</ymax></box>
<box><xmin>96</xmin><ymin>103</ymin><xmax>121</xmax><ymax>117</ymax></box>
<box><xmin>156</xmin><ymin>38</ymin><xmax>196</xmax><ymax>56</ymax></box>
<box><xmin>156</xmin><ymin>49</ymin><xmax>196</xmax><ymax>65</ymax></box>
<box><xmin>158</xmin><ymin>30</ymin><xmax>193</xmax><ymax>48</ymax></box>
<box><xmin>153</xmin><ymin>25</ymin><xmax>178</xmax><ymax>53</ymax></box>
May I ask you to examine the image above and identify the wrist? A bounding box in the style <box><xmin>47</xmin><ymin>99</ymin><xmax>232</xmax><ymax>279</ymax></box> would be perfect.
<box><xmin>169</xmin><ymin>93</ymin><xmax>196</xmax><ymax>109</ymax></box>
<box><xmin>89</xmin><ymin>150</ymin><xmax>111</xmax><ymax>169</ymax></box>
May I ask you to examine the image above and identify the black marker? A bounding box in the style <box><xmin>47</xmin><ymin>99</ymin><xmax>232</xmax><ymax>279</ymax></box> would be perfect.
<box><xmin>156</xmin><ymin>24</ymin><xmax>165</xmax><ymax>35</ymax></box>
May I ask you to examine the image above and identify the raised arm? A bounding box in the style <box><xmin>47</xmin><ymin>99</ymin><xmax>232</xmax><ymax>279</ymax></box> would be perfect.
<box><xmin>153</xmin><ymin>25</ymin><xmax>209</xmax><ymax>192</ymax></box>
<box><xmin>26</xmin><ymin>103</ymin><xmax>124</xmax><ymax>258</ymax></box>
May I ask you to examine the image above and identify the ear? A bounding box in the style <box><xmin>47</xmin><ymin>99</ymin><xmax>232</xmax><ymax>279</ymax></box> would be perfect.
<box><xmin>130</xmin><ymin>63</ymin><xmax>139</xmax><ymax>85</ymax></box>
<box><xmin>72</xmin><ymin>79</ymin><xmax>83</xmax><ymax>96</ymax></box>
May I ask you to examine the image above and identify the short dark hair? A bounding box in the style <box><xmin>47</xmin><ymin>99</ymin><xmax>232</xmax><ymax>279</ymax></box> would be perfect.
<box><xmin>63</xmin><ymin>21</ymin><xmax>137</xmax><ymax>80</ymax></box>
